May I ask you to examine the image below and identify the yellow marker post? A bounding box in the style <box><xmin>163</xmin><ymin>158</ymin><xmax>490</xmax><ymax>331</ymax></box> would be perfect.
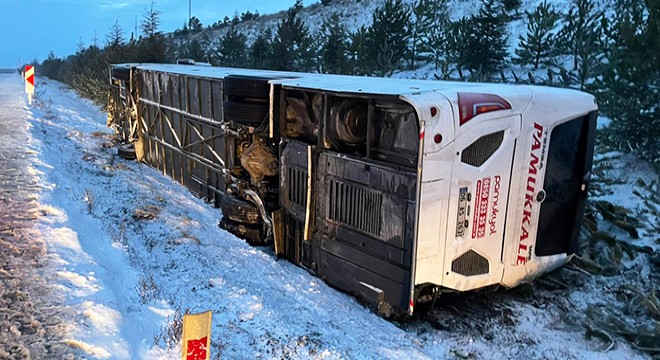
<box><xmin>181</xmin><ymin>311</ymin><xmax>212</xmax><ymax>360</ymax></box>
<box><xmin>24</xmin><ymin>65</ymin><xmax>35</xmax><ymax>105</ymax></box>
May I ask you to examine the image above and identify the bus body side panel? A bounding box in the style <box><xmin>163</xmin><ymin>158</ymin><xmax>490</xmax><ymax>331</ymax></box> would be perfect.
<box><xmin>279</xmin><ymin>139</ymin><xmax>311</xmax><ymax>264</ymax></box>
<box><xmin>400</xmin><ymin>92</ymin><xmax>455</xmax><ymax>288</ymax></box>
<box><xmin>501</xmin><ymin>91</ymin><xmax>597</xmax><ymax>287</ymax></box>
<box><xmin>314</xmin><ymin>153</ymin><xmax>417</xmax><ymax>313</ymax></box>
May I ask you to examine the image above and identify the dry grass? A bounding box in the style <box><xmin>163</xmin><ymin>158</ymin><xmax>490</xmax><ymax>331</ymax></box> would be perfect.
<box><xmin>135</xmin><ymin>273</ymin><xmax>161</xmax><ymax>304</ymax></box>
<box><xmin>132</xmin><ymin>205</ymin><xmax>160</xmax><ymax>221</ymax></box>
<box><xmin>153</xmin><ymin>307</ymin><xmax>186</xmax><ymax>350</ymax></box>
<box><xmin>110</xmin><ymin>221</ymin><xmax>127</xmax><ymax>247</ymax></box>
<box><xmin>83</xmin><ymin>189</ymin><xmax>94</xmax><ymax>214</ymax></box>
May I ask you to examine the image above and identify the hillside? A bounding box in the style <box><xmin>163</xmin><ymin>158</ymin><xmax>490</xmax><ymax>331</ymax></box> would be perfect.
<box><xmin>5</xmin><ymin>73</ymin><xmax>656</xmax><ymax>359</ymax></box>
<box><xmin>29</xmin><ymin>1</ymin><xmax>660</xmax><ymax>357</ymax></box>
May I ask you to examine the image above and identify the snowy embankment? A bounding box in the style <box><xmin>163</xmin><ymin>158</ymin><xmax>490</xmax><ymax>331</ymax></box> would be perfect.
<box><xmin>19</xmin><ymin>76</ymin><xmax>654</xmax><ymax>359</ymax></box>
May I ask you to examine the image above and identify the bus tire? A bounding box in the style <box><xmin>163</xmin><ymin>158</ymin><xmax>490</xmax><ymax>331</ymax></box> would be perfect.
<box><xmin>223</xmin><ymin>75</ymin><xmax>272</xmax><ymax>99</ymax></box>
<box><xmin>223</xmin><ymin>100</ymin><xmax>268</xmax><ymax>127</ymax></box>
<box><xmin>118</xmin><ymin>143</ymin><xmax>136</xmax><ymax>160</ymax></box>
<box><xmin>220</xmin><ymin>194</ymin><xmax>261</xmax><ymax>225</ymax></box>
<box><xmin>219</xmin><ymin>217</ymin><xmax>265</xmax><ymax>243</ymax></box>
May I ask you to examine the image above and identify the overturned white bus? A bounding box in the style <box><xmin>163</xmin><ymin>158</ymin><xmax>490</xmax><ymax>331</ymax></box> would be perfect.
<box><xmin>108</xmin><ymin>63</ymin><xmax>597</xmax><ymax>317</ymax></box>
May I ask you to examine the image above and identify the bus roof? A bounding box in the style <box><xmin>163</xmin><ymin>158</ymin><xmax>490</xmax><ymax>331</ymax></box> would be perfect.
<box><xmin>117</xmin><ymin>63</ymin><xmax>594</xmax><ymax>114</ymax></box>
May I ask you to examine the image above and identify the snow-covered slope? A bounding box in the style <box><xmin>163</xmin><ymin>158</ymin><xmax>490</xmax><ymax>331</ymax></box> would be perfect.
<box><xmin>179</xmin><ymin>0</ymin><xmax>602</xmax><ymax>66</ymax></box>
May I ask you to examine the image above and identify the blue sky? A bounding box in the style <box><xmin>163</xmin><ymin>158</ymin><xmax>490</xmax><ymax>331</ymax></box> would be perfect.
<box><xmin>0</xmin><ymin>0</ymin><xmax>299</xmax><ymax>67</ymax></box>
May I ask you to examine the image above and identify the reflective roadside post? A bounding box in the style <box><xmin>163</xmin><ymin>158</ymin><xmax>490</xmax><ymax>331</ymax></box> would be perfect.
<box><xmin>181</xmin><ymin>310</ymin><xmax>212</xmax><ymax>360</ymax></box>
<box><xmin>25</xmin><ymin>65</ymin><xmax>34</xmax><ymax>105</ymax></box>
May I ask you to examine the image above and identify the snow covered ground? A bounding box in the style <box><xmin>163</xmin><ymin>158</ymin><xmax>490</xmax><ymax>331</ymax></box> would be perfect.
<box><xmin>1</xmin><ymin>74</ymin><xmax>656</xmax><ymax>359</ymax></box>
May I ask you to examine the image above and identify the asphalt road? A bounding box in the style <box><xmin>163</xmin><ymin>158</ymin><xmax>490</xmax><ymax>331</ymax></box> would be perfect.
<box><xmin>0</xmin><ymin>73</ymin><xmax>72</xmax><ymax>359</ymax></box>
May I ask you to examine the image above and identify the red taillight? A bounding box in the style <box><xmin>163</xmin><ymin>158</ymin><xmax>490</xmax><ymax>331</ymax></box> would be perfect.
<box><xmin>458</xmin><ymin>92</ymin><xmax>512</xmax><ymax>125</ymax></box>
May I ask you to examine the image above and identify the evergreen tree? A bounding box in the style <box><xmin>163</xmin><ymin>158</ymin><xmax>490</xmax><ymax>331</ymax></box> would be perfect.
<box><xmin>502</xmin><ymin>0</ymin><xmax>522</xmax><ymax>19</ymax></box>
<box><xmin>180</xmin><ymin>38</ymin><xmax>209</xmax><ymax>62</ymax></box>
<box><xmin>557</xmin><ymin>0</ymin><xmax>604</xmax><ymax>89</ymax></box>
<box><xmin>513</xmin><ymin>1</ymin><xmax>561</xmax><ymax>69</ymax></box>
<box><xmin>319</xmin><ymin>14</ymin><xmax>350</xmax><ymax>74</ymax></box>
<box><xmin>188</xmin><ymin>16</ymin><xmax>203</xmax><ymax>32</ymax></box>
<box><xmin>213</xmin><ymin>27</ymin><xmax>248</xmax><ymax>67</ymax></box>
<box><xmin>141</xmin><ymin>0</ymin><xmax>160</xmax><ymax>38</ymax></box>
<box><xmin>445</xmin><ymin>17</ymin><xmax>472</xmax><ymax>79</ymax></box>
<box><xmin>105</xmin><ymin>20</ymin><xmax>126</xmax><ymax>65</ymax></box>
<box><xmin>348</xmin><ymin>26</ymin><xmax>371</xmax><ymax>75</ymax></box>
<box><xmin>271</xmin><ymin>5</ymin><xmax>314</xmax><ymax>71</ymax></box>
<box><xmin>137</xmin><ymin>0</ymin><xmax>168</xmax><ymax>62</ymax></box>
<box><xmin>250</xmin><ymin>29</ymin><xmax>273</xmax><ymax>69</ymax></box>
<box><xmin>409</xmin><ymin>0</ymin><xmax>437</xmax><ymax>69</ymax></box>
<box><xmin>599</xmin><ymin>0</ymin><xmax>660</xmax><ymax>168</ymax></box>
<box><xmin>366</xmin><ymin>0</ymin><xmax>412</xmax><ymax>75</ymax></box>
<box><xmin>422</xmin><ymin>0</ymin><xmax>450</xmax><ymax>73</ymax></box>
<box><xmin>463</xmin><ymin>0</ymin><xmax>509</xmax><ymax>80</ymax></box>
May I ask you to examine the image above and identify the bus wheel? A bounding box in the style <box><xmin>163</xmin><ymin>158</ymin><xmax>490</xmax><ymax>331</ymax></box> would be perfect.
<box><xmin>220</xmin><ymin>194</ymin><xmax>261</xmax><ymax>225</ymax></box>
<box><xmin>219</xmin><ymin>217</ymin><xmax>265</xmax><ymax>244</ymax></box>
<box><xmin>118</xmin><ymin>143</ymin><xmax>136</xmax><ymax>160</ymax></box>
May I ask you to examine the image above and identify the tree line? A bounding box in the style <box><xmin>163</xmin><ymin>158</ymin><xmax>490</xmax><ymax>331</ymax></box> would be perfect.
<box><xmin>38</xmin><ymin>0</ymin><xmax>659</xmax><ymax>169</ymax></box>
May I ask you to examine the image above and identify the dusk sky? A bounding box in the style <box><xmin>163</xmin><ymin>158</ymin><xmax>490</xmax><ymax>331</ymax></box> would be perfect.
<box><xmin>0</xmin><ymin>0</ymin><xmax>300</xmax><ymax>67</ymax></box>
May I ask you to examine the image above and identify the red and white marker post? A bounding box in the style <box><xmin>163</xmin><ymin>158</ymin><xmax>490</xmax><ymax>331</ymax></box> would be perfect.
<box><xmin>25</xmin><ymin>65</ymin><xmax>35</xmax><ymax>105</ymax></box>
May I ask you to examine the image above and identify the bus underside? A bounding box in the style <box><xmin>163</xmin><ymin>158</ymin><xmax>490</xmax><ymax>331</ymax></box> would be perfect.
<box><xmin>109</xmin><ymin>66</ymin><xmax>421</xmax><ymax>316</ymax></box>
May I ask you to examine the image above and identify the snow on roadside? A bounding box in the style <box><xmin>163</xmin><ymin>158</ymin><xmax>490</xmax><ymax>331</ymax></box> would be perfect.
<box><xmin>26</xmin><ymin>79</ymin><xmax>441</xmax><ymax>358</ymax></box>
<box><xmin>23</xmin><ymin>77</ymin><xmax>652</xmax><ymax>359</ymax></box>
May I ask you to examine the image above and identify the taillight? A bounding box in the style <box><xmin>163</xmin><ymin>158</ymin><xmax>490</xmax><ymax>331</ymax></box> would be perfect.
<box><xmin>458</xmin><ymin>93</ymin><xmax>512</xmax><ymax>125</ymax></box>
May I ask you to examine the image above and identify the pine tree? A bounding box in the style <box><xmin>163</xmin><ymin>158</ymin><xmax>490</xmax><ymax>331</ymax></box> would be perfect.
<box><xmin>105</xmin><ymin>20</ymin><xmax>126</xmax><ymax>64</ymax></box>
<box><xmin>422</xmin><ymin>0</ymin><xmax>450</xmax><ymax>73</ymax></box>
<box><xmin>408</xmin><ymin>0</ymin><xmax>435</xmax><ymax>68</ymax></box>
<box><xmin>557</xmin><ymin>0</ymin><xmax>605</xmax><ymax>89</ymax></box>
<box><xmin>137</xmin><ymin>0</ymin><xmax>168</xmax><ymax>62</ymax></box>
<box><xmin>599</xmin><ymin>0</ymin><xmax>660</xmax><ymax>168</ymax></box>
<box><xmin>319</xmin><ymin>14</ymin><xmax>349</xmax><ymax>74</ymax></box>
<box><xmin>445</xmin><ymin>17</ymin><xmax>472</xmax><ymax>79</ymax></box>
<box><xmin>271</xmin><ymin>5</ymin><xmax>314</xmax><ymax>71</ymax></box>
<box><xmin>502</xmin><ymin>0</ymin><xmax>522</xmax><ymax>19</ymax></box>
<box><xmin>188</xmin><ymin>16</ymin><xmax>203</xmax><ymax>33</ymax></box>
<box><xmin>367</xmin><ymin>0</ymin><xmax>412</xmax><ymax>75</ymax></box>
<box><xmin>514</xmin><ymin>1</ymin><xmax>561</xmax><ymax>69</ymax></box>
<box><xmin>463</xmin><ymin>0</ymin><xmax>509</xmax><ymax>80</ymax></box>
<box><xmin>348</xmin><ymin>26</ymin><xmax>371</xmax><ymax>75</ymax></box>
<box><xmin>141</xmin><ymin>0</ymin><xmax>160</xmax><ymax>38</ymax></box>
<box><xmin>213</xmin><ymin>27</ymin><xmax>248</xmax><ymax>67</ymax></box>
<box><xmin>180</xmin><ymin>38</ymin><xmax>209</xmax><ymax>62</ymax></box>
<box><xmin>250</xmin><ymin>29</ymin><xmax>273</xmax><ymax>69</ymax></box>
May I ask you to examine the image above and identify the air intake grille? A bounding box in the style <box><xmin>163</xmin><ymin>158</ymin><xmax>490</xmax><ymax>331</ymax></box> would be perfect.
<box><xmin>327</xmin><ymin>179</ymin><xmax>382</xmax><ymax>237</ymax></box>
<box><xmin>461</xmin><ymin>131</ymin><xmax>505</xmax><ymax>167</ymax></box>
<box><xmin>451</xmin><ymin>250</ymin><xmax>489</xmax><ymax>276</ymax></box>
<box><xmin>288</xmin><ymin>166</ymin><xmax>308</xmax><ymax>208</ymax></box>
